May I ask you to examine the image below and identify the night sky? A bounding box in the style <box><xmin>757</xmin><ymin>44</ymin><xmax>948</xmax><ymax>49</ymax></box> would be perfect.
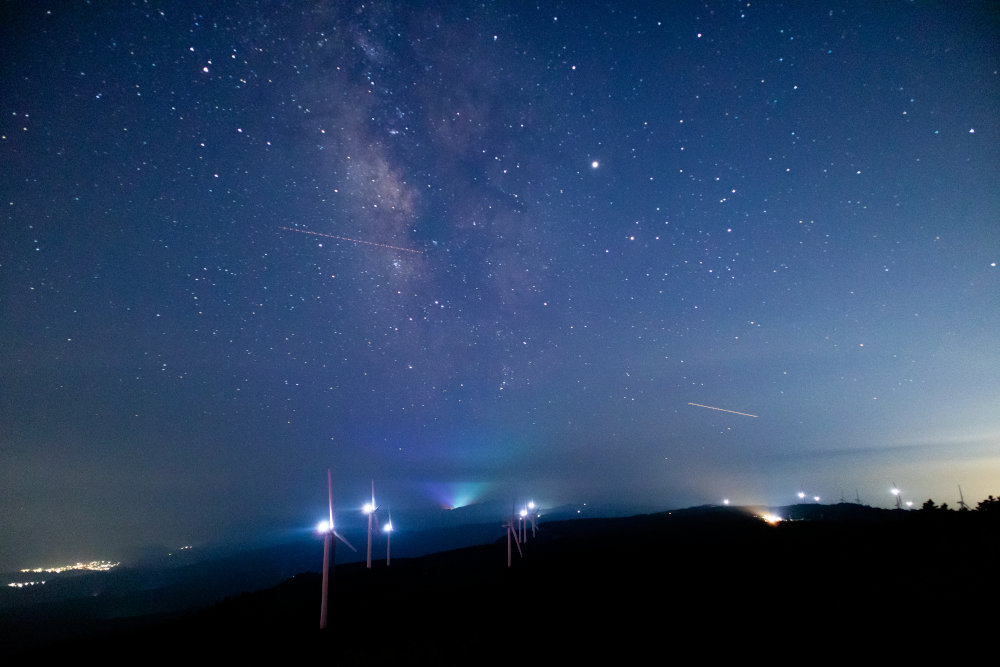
<box><xmin>2</xmin><ymin>2</ymin><xmax>998</xmax><ymax>569</ymax></box>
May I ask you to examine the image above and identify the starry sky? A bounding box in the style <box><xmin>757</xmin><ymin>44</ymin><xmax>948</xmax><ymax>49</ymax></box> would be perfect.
<box><xmin>2</xmin><ymin>1</ymin><xmax>998</xmax><ymax>569</ymax></box>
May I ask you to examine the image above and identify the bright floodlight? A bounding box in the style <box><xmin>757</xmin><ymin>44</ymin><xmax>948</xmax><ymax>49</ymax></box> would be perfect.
<box><xmin>384</xmin><ymin>521</ymin><xmax>393</xmax><ymax>532</ymax></box>
<box><xmin>760</xmin><ymin>513</ymin><xmax>783</xmax><ymax>525</ymax></box>
<box><xmin>813</xmin><ymin>496</ymin><xmax>821</xmax><ymax>502</ymax></box>
<box><xmin>363</xmin><ymin>502</ymin><xmax>374</xmax><ymax>515</ymax></box>
<box><xmin>797</xmin><ymin>491</ymin><xmax>806</xmax><ymax>499</ymax></box>
<box><xmin>722</xmin><ymin>498</ymin><xmax>730</xmax><ymax>505</ymax></box>
<box><xmin>317</xmin><ymin>520</ymin><xmax>331</xmax><ymax>533</ymax></box>
<box><xmin>905</xmin><ymin>501</ymin><xmax>913</xmax><ymax>508</ymax></box>
<box><xmin>519</xmin><ymin>508</ymin><xmax>528</xmax><ymax>518</ymax></box>
<box><xmin>891</xmin><ymin>488</ymin><xmax>900</xmax><ymax>496</ymax></box>
<box><xmin>528</xmin><ymin>501</ymin><xmax>536</xmax><ymax>510</ymax></box>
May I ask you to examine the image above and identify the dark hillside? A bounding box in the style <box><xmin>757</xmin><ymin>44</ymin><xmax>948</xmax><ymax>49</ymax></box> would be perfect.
<box><xmin>11</xmin><ymin>507</ymin><xmax>998</xmax><ymax>661</ymax></box>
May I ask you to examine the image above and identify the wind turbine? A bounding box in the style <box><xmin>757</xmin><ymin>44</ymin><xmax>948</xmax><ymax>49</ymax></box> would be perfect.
<box><xmin>504</xmin><ymin>504</ymin><xmax>523</xmax><ymax>568</ymax></box>
<box><xmin>362</xmin><ymin>479</ymin><xmax>381</xmax><ymax>569</ymax></box>
<box><xmin>890</xmin><ymin>483</ymin><xmax>903</xmax><ymax>510</ymax></box>
<box><xmin>957</xmin><ymin>485</ymin><xmax>970</xmax><ymax>511</ymax></box>
<box><xmin>318</xmin><ymin>469</ymin><xmax>356</xmax><ymax>630</ymax></box>
<box><xmin>527</xmin><ymin>500</ymin><xmax>538</xmax><ymax>539</ymax></box>
<box><xmin>384</xmin><ymin>508</ymin><xmax>393</xmax><ymax>566</ymax></box>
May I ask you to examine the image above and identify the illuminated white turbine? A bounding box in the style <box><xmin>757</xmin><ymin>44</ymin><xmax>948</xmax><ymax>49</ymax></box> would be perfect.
<box><xmin>525</xmin><ymin>500</ymin><xmax>538</xmax><ymax>538</ymax></box>
<box><xmin>319</xmin><ymin>469</ymin><xmax>356</xmax><ymax>630</ymax></box>
<box><xmin>890</xmin><ymin>484</ymin><xmax>903</xmax><ymax>510</ymax></box>
<box><xmin>504</xmin><ymin>504</ymin><xmax>524</xmax><ymax>567</ymax></box>
<box><xmin>384</xmin><ymin>510</ymin><xmax>393</xmax><ymax>567</ymax></box>
<box><xmin>364</xmin><ymin>480</ymin><xmax>376</xmax><ymax>569</ymax></box>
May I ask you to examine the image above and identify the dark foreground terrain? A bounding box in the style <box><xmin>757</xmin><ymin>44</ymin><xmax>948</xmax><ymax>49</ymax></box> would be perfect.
<box><xmin>5</xmin><ymin>504</ymin><xmax>997</xmax><ymax>661</ymax></box>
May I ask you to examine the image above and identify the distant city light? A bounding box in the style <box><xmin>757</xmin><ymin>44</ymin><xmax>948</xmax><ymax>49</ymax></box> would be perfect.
<box><xmin>19</xmin><ymin>560</ymin><xmax>119</xmax><ymax>574</ymax></box>
<box><xmin>760</xmin><ymin>513</ymin><xmax>783</xmax><ymax>525</ymax></box>
<box><xmin>11</xmin><ymin>560</ymin><xmax>120</xmax><ymax>589</ymax></box>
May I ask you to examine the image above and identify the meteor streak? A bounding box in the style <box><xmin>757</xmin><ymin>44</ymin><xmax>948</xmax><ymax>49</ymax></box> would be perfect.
<box><xmin>281</xmin><ymin>226</ymin><xmax>423</xmax><ymax>254</ymax></box>
<box><xmin>687</xmin><ymin>402</ymin><xmax>759</xmax><ymax>418</ymax></box>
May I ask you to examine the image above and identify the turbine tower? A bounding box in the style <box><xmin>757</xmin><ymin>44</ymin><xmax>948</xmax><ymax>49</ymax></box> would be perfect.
<box><xmin>384</xmin><ymin>508</ymin><xmax>393</xmax><ymax>566</ymax></box>
<box><xmin>319</xmin><ymin>469</ymin><xmax>357</xmax><ymax>630</ymax></box>
<box><xmin>362</xmin><ymin>479</ymin><xmax>380</xmax><ymax>569</ymax></box>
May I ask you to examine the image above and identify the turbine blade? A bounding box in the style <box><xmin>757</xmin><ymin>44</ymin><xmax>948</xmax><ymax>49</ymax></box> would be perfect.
<box><xmin>334</xmin><ymin>531</ymin><xmax>357</xmax><ymax>552</ymax></box>
<box><xmin>327</xmin><ymin>469</ymin><xmax>334</xmax><ymax>526</ymax></box>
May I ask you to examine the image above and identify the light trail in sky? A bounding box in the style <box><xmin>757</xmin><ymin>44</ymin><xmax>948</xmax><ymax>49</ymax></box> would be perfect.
<box><xmin>687</xmin><ymin>403</ymin><xmax>759</xmax><ymax>418</ymax></box>
<box><xmin>281</xmin><ymin>226</ymin><xmax>423</xmax><ymax>254</ymax></box>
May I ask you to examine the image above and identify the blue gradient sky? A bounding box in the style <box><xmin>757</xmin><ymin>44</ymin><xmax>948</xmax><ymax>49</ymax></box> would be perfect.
<box><xmin>2</xmin><ymin>1</ymin><xmax>997</xmax><ymax>569</ymax></box>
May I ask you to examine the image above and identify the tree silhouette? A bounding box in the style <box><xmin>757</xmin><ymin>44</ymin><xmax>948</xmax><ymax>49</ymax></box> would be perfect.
<box><xmin>977</xmin><ymin>495</ymin><xmax>1000</xmax><ymax>513</ymax></box>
